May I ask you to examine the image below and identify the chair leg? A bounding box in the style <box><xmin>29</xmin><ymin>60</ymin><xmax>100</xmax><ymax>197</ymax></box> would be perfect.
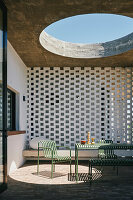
<box><xmin>70</xmin><ymin>159</ymin><xmax>72</xmax><ymax>174</ymax></box>
<box><xmin>53</xmin><ymin>163</ymin><xmax>55</xmax><ymax>172</ymax></box>
<box><xmin>37</xmin><ymin>148</ymin><xmax>39</xmax><ymax>175</ymax></box>
<box><xmin>51</xmin><ymin>159</ymin><xmax>53</xmax><ymax>178</ymax></box>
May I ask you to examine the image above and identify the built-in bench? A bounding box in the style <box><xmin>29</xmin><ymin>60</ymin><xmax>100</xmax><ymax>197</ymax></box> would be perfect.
<box><xmin>23</xmin><ymin>149</ymin><xmax>98</xmax><ymax>161</ymax></box>
<box><xmin>88</xmin><ymin>143</ymin><xmax>133</xmax><ymax>184</ymax></box>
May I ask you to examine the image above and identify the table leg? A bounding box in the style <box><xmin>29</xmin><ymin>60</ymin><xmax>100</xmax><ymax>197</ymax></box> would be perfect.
<box><xmin>90</xmin><ymin>164</ymin><xmax>92</xmax><ymax>185</ymax></box>
<box><xmin>76</xmin><ymin>148</ymin><xmax>78</xmax><ymax>181</ymax></box>
<box><xmin>75</xmin><ymin>146</ymin><xmax>76</xmax><ymax>175</ymax></box>
<box><xmin>88</xmin><ymin>161</ymin><xmax>90</xmax><ymax>174</ymax></box>
<box><xmin>75</xmin><ymin>146</ymin><xmax>79</xmax><ymax>182</ymax></box>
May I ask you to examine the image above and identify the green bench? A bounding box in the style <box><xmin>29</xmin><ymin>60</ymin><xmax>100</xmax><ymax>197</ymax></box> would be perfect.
<box><xmin>89</xmin><ymin>143</ymin><xmax>133</xmax><ymax>184</ymax></box>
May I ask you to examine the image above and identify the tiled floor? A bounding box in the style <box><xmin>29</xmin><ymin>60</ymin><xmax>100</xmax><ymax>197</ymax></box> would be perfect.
<box><xmin>1</xmin><ymin>161</ymin><xmax>133</xmax><ymax>200</ymax></box>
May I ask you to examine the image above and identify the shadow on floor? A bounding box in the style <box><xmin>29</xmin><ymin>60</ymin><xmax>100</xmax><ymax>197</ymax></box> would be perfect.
<box><xmin>33</xmin><ymin>170</ymin><xmax>67</xmax><ymax>179</ymax></box>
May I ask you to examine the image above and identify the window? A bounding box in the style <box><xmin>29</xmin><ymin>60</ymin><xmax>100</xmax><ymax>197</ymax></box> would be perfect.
<box><xmin>7</xmin><ymin>89</ymin><xmax>16</xmax><ymax>130</ymax></box>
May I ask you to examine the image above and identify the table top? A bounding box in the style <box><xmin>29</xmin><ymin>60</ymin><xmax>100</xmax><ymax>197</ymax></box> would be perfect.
<box><xmin>75</xmin><ymin>143</ymin><xmax>133</xmax><ymax>150</ymax></box>
<box><xmin>75</xmin><ymin>142</ymin><xmax>109</xmax><ymax>150</ymax></box>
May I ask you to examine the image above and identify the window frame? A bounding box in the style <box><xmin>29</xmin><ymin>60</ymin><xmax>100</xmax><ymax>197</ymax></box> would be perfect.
<box><xmin>7</xmin><ymin>88</ymin><xmax>16</xmax><ymax>131</ymax></box>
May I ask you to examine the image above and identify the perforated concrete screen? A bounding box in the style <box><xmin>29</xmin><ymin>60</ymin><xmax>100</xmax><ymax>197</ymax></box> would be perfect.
<box><xmin>26</xmin><ymin>67</ymin><xmax>133</xmax><ymax>148</ymax></box>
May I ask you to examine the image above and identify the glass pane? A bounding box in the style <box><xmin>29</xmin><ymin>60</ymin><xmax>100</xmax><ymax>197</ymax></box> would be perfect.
<box><xmin>7</xmin><ymin>89</ymin><xmax>16</xmax><ymax>130</ymax></box>
<box><xmin>0</xmin><ymin>131</ymin><xmax>3</xmax><ymax>184</ymax></box>
<box><xmin>0</xmin><ymin>7</ymin><xmax>3</xmax><ymax>186</ymax></box>
<box><xmin>0</xmin><ymin>8</ymin><xmax>2</xmax><ymax>130</ymax></box>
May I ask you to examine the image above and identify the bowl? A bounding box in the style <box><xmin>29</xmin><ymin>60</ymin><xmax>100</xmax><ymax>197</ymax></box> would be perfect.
<box><xmin>81</xmin><ymin>140</ymin><xmax>86</xmax><ymax>145</ymax></box>
<box><xmin>91</xmin><ymin>142</ymin><xmax>95</xmax><ymax>145</ymax></box>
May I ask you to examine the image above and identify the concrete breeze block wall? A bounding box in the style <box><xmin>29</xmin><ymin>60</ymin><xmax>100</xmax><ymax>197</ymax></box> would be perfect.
<box><xmin>27</xmin><ymin>66</ymin><xmax>133</xmax><ymax>148</ymax></box>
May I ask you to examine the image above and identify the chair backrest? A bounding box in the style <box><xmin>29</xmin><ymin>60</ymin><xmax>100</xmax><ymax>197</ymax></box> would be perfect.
<box><xmin>38</xmin><ymin>140</ymin><xmax>58</xmax><ymax>158</ymax></box>
<box><xmin>104</xmin><ymin>140</ymin><xmax>113</xmax><ymax>144</ymax></box>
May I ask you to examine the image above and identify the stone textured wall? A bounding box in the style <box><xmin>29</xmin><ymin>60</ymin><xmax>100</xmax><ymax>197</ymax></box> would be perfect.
<box><xmin>40</xmin><ymin>31</ymin><xmax>133</xmax><ymax>58</ymax></box>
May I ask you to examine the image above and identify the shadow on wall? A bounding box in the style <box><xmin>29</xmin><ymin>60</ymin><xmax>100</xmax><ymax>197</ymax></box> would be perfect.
<box><xmin>9</xmin><ymin>160</ymin><xmax>17</xmax><ymax>174</ymax></box>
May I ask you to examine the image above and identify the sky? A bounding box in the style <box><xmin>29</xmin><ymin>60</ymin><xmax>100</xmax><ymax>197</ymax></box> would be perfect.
<box><xmin>44</xmin><ymin>14</ymin><xmax>133</xmax><ymax>44</ymax></box>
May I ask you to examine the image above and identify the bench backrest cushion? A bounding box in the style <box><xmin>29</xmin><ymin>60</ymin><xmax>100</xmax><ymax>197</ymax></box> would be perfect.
<box><xmin>29</xmin><ymin>136</ymin><xmax>46</xmax><ymax>149</ymax></box>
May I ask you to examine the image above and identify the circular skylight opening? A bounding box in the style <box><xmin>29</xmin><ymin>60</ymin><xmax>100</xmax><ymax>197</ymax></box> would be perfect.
<box><xmin>40</xmin><ymin>13</ymin><xmax>133</xmax><ymax>58</ymax></box>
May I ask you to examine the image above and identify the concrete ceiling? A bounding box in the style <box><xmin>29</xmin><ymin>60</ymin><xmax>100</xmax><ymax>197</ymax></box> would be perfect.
<box><xmin>3</xmin><ymin>0</ymin><xmax>133</xmax><ymax>68</ymax></box>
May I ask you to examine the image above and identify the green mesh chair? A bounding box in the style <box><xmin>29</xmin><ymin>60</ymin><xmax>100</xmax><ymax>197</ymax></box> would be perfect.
<box><xmin>98</xmin><ymin>140</ymin><xmax>117</xmax><ymax>159</ymax></box>
<box><xmin>37</xmin><ymin>140</ymin><xmax>71</xmax><ymax>178</ymax></box>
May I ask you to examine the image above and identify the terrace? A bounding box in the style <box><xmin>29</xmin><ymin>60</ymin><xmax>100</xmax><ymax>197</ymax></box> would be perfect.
<box><xmin>0</xmin><ymin>0</ymin><xmax>133</xmax><ymax>199</ymax></box>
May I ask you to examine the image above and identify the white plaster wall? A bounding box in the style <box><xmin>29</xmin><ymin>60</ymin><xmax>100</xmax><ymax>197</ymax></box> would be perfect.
<box><xmin>7</xmin><ymin>41</ymin><xmax>27</xmax><ymax>175</ymax></box>
<box><xmin>7</xmin><ymin>134</ymin><xmax>26</xmax><ymax>175</ymax></box>
<box><xmin>7</xmin><ymin>41</ymin><xmax>27</xmax><ymax>130</ymax></box>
